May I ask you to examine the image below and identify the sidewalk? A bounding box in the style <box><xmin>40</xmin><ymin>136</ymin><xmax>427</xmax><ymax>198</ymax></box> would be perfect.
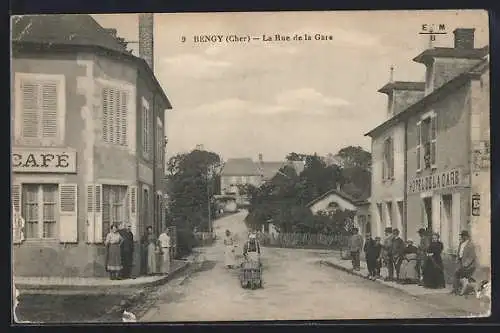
<box><xmin>320</xmin><ymin>252</ymin><xmax>490</xmax><ymax>316</ymax></box>
<box><xmin>15</xmin><ymin>259</ymin><xmax>192</xmax><ymax>296</ymax></box>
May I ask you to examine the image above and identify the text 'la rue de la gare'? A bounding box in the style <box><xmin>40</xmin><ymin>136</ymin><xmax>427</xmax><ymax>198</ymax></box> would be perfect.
<box><xmin>191</xmin><ymin>33</ymin><xmax>334</xmax><ymax>43</ymax></box>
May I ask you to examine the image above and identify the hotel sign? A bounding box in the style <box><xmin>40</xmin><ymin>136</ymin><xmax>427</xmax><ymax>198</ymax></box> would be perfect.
<box><xmin>408</xmin><ymin>169</ymin><xmax>461</xmax><ymax>194</ymax></box>
<box><xmin>12</xmin><ymin>148</ymin><xmax>77</xmax><ymax>173</ymax></box>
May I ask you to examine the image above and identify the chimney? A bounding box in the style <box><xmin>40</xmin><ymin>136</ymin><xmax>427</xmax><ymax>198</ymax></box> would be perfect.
<box><xmin>138</xmin><ymin>13</ymin><xmax>154</xmax><ymax>71</ymax></box>
<box><xmin>453</xmin><ymin>28</ymin><xmax>475</xmax><ymax>50</ymax></box>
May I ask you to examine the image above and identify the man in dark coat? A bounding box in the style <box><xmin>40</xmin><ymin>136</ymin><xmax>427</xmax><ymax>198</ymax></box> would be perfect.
<box><xmin>363</xmin><ymin>233</ymin><xmax>381</xmax><ymax>280</ymax></box>
<box><xmin>391</xmin><ymin>228</ymin><xmax>406</xmax><ymax>282</ymax></box>
<box><xmin>119</xmin><ymin>224</ymin><xmax>135</xmax><ymax>279</ymax></box>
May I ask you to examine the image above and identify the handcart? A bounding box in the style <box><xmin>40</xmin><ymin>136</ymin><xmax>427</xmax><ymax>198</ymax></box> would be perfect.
<box><xmin>239</xmin><ymin>257</ymin><xmax>262</xmax><ymax>289</ymax></box>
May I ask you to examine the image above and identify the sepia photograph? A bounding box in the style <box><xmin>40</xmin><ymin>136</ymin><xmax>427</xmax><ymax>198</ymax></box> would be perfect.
<box><xmin>11</xmin><ymin>10</ymin><xmax>491</xmax><ymax>323</ymax></box>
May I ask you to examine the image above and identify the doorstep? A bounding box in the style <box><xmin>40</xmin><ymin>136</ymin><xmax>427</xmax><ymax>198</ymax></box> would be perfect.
<box><xmin>14</xmin><ymin>260</ymin><xmax>190</xmax><ymax>296</ymax></box>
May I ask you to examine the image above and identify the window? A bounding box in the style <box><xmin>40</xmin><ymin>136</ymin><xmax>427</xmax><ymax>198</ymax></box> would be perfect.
<box><xmin>156</xmin><ymin>118</ymin><xmax>164</xmax><ymax>167</ymax></box>
<box><xmin>143</xmin><ymin>188</ymin><xmax>150</xmax><ymax>233</ymax></box>
<box><xmin>22</xmin><ymin>184</ymin><xmax>58</xmax><ymax>239</ymax></box>
<box><xmin>15</xmin><ymin>73</ymin><xmax>65</xmax><ymax>145</ymax></box>
<box><xmin>382</xmin><ymin>137</ymin><xmax>394</xmax><ymax>180</ymax></box>
<box><xmin>102</xmin><ymin>185</ymin><xmax>128</xmax><ymax>239</ymax></box>
<box><xmin>417</xmin><ymin>113</ymin><xmax>437</xmax><ymax>171</ymax></box>
<box><xmin>142</xmin><ymin>99</ymin><xmax>151</xmax><ymax>158</ymax></box>
<box><xmin>102</xmin><ymin>87</ymin><xmax>129</xmax><ymax>146</ymax></box>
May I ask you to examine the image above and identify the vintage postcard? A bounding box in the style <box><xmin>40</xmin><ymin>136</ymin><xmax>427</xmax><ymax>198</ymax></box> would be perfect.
<box><xmin>11</xmin><ymin>10</ymin><xmax>490</xmax><ymax>323</ymax></box>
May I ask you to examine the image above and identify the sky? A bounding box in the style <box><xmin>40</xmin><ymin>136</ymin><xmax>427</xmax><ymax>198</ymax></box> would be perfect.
<box><xmin>93</xmin><ymin>10</ymin><xmax>488</xmax><ymax>162</ymax></box>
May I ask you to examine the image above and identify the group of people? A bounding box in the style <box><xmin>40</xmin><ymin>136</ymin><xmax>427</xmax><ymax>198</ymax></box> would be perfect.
<box><xmin>349</xmin><ymin>227</ymin><xmax>478</xmax><ymax>295</ymax></box>
<box><xmin>223</xmin><ymin>229</ymin><xmax>261</xmax><ymax>268</ymax></box>
<box><xmin>104</xmin><ymin>224</ymin><xmax>173</xmax><ymax>280</ymax></box>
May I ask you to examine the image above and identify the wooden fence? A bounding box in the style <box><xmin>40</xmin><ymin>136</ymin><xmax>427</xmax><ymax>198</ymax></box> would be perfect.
<box><xmin>258</xmin><ymin>232</ymin><xmax>350</xmax><ymax>250</ymax></box>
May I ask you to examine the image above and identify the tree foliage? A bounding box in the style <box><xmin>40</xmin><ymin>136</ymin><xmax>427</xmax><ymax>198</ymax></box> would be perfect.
<box><xmin>246</xmin><ymin>147</ymin><xmax>371</xmax><ymax>235</ymax></box>
<box><xmin>166</xmin><ymin>149</ymin><xmax>222</xmax><ymax>232</ymax></box>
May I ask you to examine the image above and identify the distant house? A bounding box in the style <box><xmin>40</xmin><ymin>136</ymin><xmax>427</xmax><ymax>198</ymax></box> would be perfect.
<box><xmin>220</xmin><ymin>154</ymin><xmax>304</xmax><ymax>204</ymax></box>
<box><xmin>306</xmin><ymin>188</ymin><xmax>371</xmax><ymax>237</ymax></box>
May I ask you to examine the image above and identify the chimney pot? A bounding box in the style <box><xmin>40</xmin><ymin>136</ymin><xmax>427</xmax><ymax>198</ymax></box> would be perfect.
<box><xmin>453</xmin><ymin>28</ymin><xmax>475</xmax><ymax>50</ymax></box>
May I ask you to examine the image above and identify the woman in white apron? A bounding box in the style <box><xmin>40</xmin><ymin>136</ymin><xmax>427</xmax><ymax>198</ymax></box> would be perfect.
<box><xmin>224</xmin><ymin>230</ymin><xmax>237</xmax><ymax>268</ymax></box>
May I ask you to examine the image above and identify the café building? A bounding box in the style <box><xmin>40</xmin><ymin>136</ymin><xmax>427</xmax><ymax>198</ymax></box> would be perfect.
<box><xmin>11</xmin><ymin>14</ymin><xmax>172</xmax><ymax>277</ymax></box>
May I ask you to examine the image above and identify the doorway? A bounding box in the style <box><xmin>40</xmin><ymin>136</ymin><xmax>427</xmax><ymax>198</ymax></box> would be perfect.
<box><xmin>423</xmin><ymin>197</ymin><xmax>432</xmax><ymax>231</ymax></box>
<box><xmin>441</xmin><ymin>194</ymin><xmax>452</xmax><ymax>250</ymax></box>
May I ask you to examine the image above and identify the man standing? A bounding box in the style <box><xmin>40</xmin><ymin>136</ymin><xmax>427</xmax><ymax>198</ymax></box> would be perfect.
<box><xmin>349</xmin><ymin>228</ymin><xmax>364</xmax><ymax>271</ymax></box>
<box><xmin>417</xmin><ymin>228</ymin><xmax>431</xmax><ymax>286</ymax></box>
<box><xmin>119</xmin><ymin>224</ymin><xmax>135</xmax><ymax>279</ymax></box>
<box><xmin>382</xmin><ymin>227</ymin><xmax>394</xmax><ymax>281</ymax></box>
<box><xmin>363</xmin><ymin>233</ymin><xmax>379</xmax><ymax>280</ymax></box>
<box><xmin>452</xmin><ymin>230</ymin><xmax>477</xmax><ymax>295</ymax></box>
<box><xmin>158</xmin><ymin>228</ymin><xmax>171</xmax><ymax>275</ymax></box>
<box><xmin>391</xmin><ymin>228</ymin><xmax>405</xmax><ymax>282</ymax></box>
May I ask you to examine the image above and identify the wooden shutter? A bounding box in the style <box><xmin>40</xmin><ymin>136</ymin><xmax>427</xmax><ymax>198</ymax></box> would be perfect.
<box><xmin>41</xmin><ymin>82</ymin><xmax>58</xmax><ymax>138</ymax></box>
<box><xmin>430</xmin><ymin>115</ymin><xmax>437</xmax><ymax>168</ymax></box>
<box><xmin>86</xmin><ymin>184</ymin><xmax>95</xmax><ymax>243</ymax></box>
<box><xmin>390</xmin><ymin>138</ymin><xmax>395</xmax><ymax>178</ymax></box>
<box><xmin>416</xmin><ymin>121</ymin><xmax>422</xmax><ymax>172</ymax></box>
<box><xmin>102</xmin><ymin>88</ymin><xmax>110</xmax><ymax>143</ymax></box>
<box><xmin>20</xmin><ymin>81</ymin><xmax>40</xmax><ymax>138</ymax></box>
<box><xmin>128</xmin><ymin>186</ymin><xmax>138</xmax><ymax>239</ymax></box>
<box><xmin>94</xmin><ymin>184</ymin><xmax>103</xmax><ymax>243</ymax></box>
<box><xmin>59</xmin><ymin>184</ymin><xmax>78</xmax><ymax>243</ymax></box>
<box><xmin>12</xmin><ymin>184</ymin><xmax>24</xmax><ymax>244</ymax></box>
<box><xmin>120</xmin><ymin>91</ymin><xmax>128</xmax><ymax>146</ymax></box>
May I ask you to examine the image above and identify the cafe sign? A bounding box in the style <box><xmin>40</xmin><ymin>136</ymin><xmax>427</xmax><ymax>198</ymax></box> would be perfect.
<box><xmin>408</xmin><ymin>169</ymin><xmax>461</xmax><ymax>194</ymax></box>
<box><xmin>12</xmin><ymin>148</ymin><xmax>77</xmax><ymax>173</ymax></box>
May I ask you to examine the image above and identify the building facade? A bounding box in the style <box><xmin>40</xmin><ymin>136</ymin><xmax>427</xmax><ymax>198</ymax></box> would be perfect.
<box><xmin>11</xmin><ymin>14</ymin><xmax>172</xmax><ymax>277</ymax></box>
<box><xmin>365</xmin><ymin>28</ymin><xmax>489</xmax><ymax>277</ymax></box>
<box><xmin>368</xmin><ymin>81</ymin><xmax>425</xmax><ymax>239</ymax></box>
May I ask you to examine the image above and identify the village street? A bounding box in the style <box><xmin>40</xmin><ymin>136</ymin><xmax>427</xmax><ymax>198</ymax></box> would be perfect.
<box><xmin>140</xmin><ymin>211</ymin><xmax>472</xmax><ymax>322</ymax></box>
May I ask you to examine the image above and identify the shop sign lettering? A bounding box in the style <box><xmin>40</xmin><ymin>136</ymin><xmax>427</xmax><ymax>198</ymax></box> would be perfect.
<box><xmin>471</xmin><ymin>194</ymin><xmax>480</xmax><ymax>216</ymax></box>
<box><xmin>408</xmin><ymin>169</ymin><xmax>461</xmax><ymax>194</ymax></box>
<box><xmin>12</xmin><ymin>149</ymin><xmax>77</xmax><ymax>173</ymax></box>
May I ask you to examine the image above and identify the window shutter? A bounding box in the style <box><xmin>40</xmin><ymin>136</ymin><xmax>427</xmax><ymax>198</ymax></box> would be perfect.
<box><xmin>21</xmin><ymin>81</ymin><xmax>40</xmax><ymax>138</ymax></box>
<box><xmin>12</xmin><ymin>184</ymin><xmax>24</xmax><ymax>244</ymax></box>
<box><xmin>94</xmin><ymin>184</ymin><xmax>103</xmax><ymax>243</ymax></box>
<box><xmin>41</xmin><ymin>82</ymin><xmax>58</xmax><ymax>138</ymax></box>
<box><xmin>416</xmin><ymin>121</ymin><xmax>422</xmax><ymax>172</ymax></box>
<box><xmin>59</xmin><ymin>184</ymin><xmax>78</xmax><ymax>243</ymax></box>
<box><xmin>390</xmin><ymin>138</ymin><xmax>395</xmax><ymax>178</ymax></box>
<box><xmin>86</xmin><ymin>184</ymin><xmax>95</xmax><ymax>243</ymax></box>
<box><xmin>120</xmin><ymin>91</ymin><xmax>128</xmax><ymax>146</ymax></box>
<box><xmin>102</xmin><ymin>88</ymin><xmax>109</xmax><ymax>143</ymax></box>
<box><xmin>128</xmin><ymin>186</ymin><xmax>138</xmax><ymax>239</ymax></box>
<box><xmin>430</xmin><ymin>115</ymin><xmax>437</xmax><ymax>167</ymax></box>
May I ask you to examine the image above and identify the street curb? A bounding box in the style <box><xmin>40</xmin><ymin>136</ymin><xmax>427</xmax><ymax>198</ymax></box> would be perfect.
<box><xmin>98</xmin><ymin>261</ymin><xmax>192</xmax><ymax>321</ymax></box>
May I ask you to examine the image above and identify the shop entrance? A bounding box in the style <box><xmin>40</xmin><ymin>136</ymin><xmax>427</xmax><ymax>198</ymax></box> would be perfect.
<box><xmin>441</xmin><ymin>194</ymin><xmax>452</xmax><ymax>249</ymax></box>
<box><xmin>423</xmin><ymin>197</ymin><xmax>432</xmax><ymax>231</ymax></box>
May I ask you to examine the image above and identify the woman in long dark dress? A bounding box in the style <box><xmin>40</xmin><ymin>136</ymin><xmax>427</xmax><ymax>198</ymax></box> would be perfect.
<box><xmin>422</xmin><ymin>233</ymin><xmax>446</xmax><ymax>289</ymax></box>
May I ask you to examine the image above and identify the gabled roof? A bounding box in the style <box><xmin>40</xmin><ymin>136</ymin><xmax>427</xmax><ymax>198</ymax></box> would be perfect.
<box><xmin>306</xmin><ymin>188</ymin><xmax>368</xmax><ymax>208</ymax></box>
<box><xmin>413</xmin><ymin>46</ymin><xmax>488</xmax><ymax>64</ymax></box>
<box><xmin>11</xmin><ymin>14</ymin><xmax>172</xmax><ymax>109</ymax></box>
<box><xmin>365</xmin><ymin>57</ymin><xmax>489</xmax><ymax>138</ymax></box>
<box><xmin>11</xmin><ymin>15</ymin><xmax>128</xmax><ymax>53</ymax></box>
<box><xmin>221</xmin><ymin>158</ymin><xmax>261</xmax><ymax>176</ymax></box>
<box><xmin>260</xmin><ymin>162</ymin><xmax>285</xmax><ymax>180</ymax></box>
<box><xmin>377</xmin><ymin>81</ymin><xmax>425</xmax><ymax>95</ymax></box>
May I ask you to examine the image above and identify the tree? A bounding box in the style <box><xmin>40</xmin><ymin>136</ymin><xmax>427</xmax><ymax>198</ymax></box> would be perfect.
<box><xmin>335</xmin><ymin>146</ymin><xmax>372</xmax><ymax>171</ymax></box>
<box><xmin>166</xmin><ymin>149</ymin><xmax>222</xmax><ymax>233</ymax></box>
